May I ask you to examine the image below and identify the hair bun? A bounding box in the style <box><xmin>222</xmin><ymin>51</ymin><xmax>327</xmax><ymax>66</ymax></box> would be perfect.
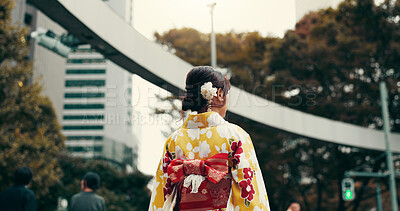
<box><xmin>181</xmin><ymin>66</ymin><xmax>231</xmax><ymax>113</ymax></box>
<box><xmin>182</xmin><ymin>92</ymin><xmax>205</xmax><ymax>112</ymax></box>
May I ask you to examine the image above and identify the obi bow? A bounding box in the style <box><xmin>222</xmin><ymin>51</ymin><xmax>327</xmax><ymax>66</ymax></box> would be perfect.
<box><xmin>167</xmin><ymin>153</ymin><xmax>229</xmax><ymax>185</ymax></box>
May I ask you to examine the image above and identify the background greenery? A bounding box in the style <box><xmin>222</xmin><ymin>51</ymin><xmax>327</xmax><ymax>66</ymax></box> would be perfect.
<box><xmin>0</xmin><ymin>1</ymin><xmax>151</xmax><ymax>210</ymax></box>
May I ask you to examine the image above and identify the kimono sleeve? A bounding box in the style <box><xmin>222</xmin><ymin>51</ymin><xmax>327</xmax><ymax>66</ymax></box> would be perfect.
<box><xmin>228</xmin><ymin>126</ymin><xmax>271</xmax><ymax>211</ymax></box>
<box><xmin>148</xmin><ymin>133</ymin><xmax>175</xmax><ymax>211</ymax></box>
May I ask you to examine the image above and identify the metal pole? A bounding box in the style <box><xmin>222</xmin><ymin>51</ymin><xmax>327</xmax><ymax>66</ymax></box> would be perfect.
<box><xmin>379</xmin><ymin>81</ymin><xmax>398</xmax><ymax>211</ymax></box>
<box><xmin>345</xmin><ymin>171</ymin><xmax>388</xmax><ymax>178</ymax></box>
<box><xmin>376</xmin><ymin>181</ymin><xmax>383</xmax><ymax>211</ymax></box>
<box><xmin>208</xmin><ymin>3</ymin><xmax>217</xmax><ymax>67</ymax></box>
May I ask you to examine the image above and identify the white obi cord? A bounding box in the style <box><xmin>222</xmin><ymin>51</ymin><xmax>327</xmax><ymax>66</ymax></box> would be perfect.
<box><xmin>183</xmin><ymin>174</ymin><xmax>205</xmax><ymax>193</ymax></box>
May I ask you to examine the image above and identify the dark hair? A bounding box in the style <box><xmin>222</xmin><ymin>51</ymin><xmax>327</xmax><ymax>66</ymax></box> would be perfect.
<box><xmin>83</xmin><ymin>172</ymin><xmax>101</xmax><ymax>191</ymax></box>
<box><xmin>287</xmin><ymin>199</ymin><xmax>302</xmax><ymax>210</ymax></box>
<box><xmin>182</xmin><ymin>66</ymin><xmax>231</xmax><ymax>113</ymax></box>
<box><xmin>14</xmin><ymin>167</ymin><xmax>33</xmax><ymax>185</ymax></box>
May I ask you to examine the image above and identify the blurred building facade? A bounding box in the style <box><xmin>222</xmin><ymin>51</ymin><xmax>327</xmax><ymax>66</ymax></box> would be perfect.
<box><xmin>11</xmin><ymin>0</ymin><xmax>139</xmax><ymax>169</ymax></box>
<box><xmin>63</xmin><ymin>45</ymin><xmax>138</xmax><ymax>168</ymax></box>
<box><xmin>295</xmin><ymin>0</ymin><xmax>342</xmax><ymax>21</ymax></box>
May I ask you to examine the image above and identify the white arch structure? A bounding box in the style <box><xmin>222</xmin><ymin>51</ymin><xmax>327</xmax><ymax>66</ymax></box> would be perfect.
<box><xmin>29</xmin><ymin>0</ymin><xmax>400</xmax><ymax>152</ymax></box>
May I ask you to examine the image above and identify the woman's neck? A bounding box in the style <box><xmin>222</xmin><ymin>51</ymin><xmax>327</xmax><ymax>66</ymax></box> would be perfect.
<box><xmin>196</xmin><ymin>107</ymin><xmax>225</xmax><ymax>118</ymax></box>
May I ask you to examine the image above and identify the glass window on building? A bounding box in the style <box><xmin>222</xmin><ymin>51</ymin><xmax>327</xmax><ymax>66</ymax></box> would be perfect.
<box><xmin>64</xmin><ymin>92</ymin><xmax>105</xmax><ymax>98</ymax></box>
<box><xmin>64</xmin><ymin>104</ymin><xmax>104</xmax><ymax>109</ymax></box>
<box><xmin>67</xmin><ymin>58</ymin><xmax>106</xmax><ymax>64</ymax></box>
<box><xmin>63</xmin><ymin>115</ymin><xmax>104</xmax><ymax>120</ymax></box>
<box><xmin>65</xmin><ymin>80</ymin><xmax>105</xmax><ymax>87</ymax></box>
<box><xmin>66</xmin><ymin>69</ymin><xmax>106</xmax><ymax>74</ymax></box>
<box><xmin>63</xmin><ymin>125</ymin><xmax>104</xmax><ymax>130</ymax></box>
<box><xmin>24</xmin><ymin>13</ymin><xmax>33</xmax><ymax>26</ymax></box>
<box><xmin>66</xmin><ymin>136</ymin><xmax>103</xmax><ymax>141</ymax></box>
<box><xmin>94</xmin><ymin>146</ymin><xmax>103</xmax><ymax>152</ymax></box>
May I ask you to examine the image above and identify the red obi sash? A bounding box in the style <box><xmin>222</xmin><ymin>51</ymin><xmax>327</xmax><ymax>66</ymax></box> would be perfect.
<box><xmin>166</xmin><ymin>153</ymin><xmax>231</xmax><ymax>211</ymax></box>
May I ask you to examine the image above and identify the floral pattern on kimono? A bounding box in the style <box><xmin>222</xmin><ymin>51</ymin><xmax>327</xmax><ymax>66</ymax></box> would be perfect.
<box><xmin>149</xmin><ymin>111</ymin><xmax>270</xmax><ymax>211</ymax></box>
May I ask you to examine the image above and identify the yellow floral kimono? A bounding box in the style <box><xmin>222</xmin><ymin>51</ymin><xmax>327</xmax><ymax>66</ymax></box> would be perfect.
<box><xmin>149</xmin><ymin>112</ymin><xmax>270</xmax><ymax>211</ymax></box>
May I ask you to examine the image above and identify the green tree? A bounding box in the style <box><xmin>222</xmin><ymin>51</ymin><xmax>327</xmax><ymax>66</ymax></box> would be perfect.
<box><xmin>266</xmin><ymin>2</ymin><xmax>400</xmax><ymax>208</ymax></box>
<box><xmin>268</xmin><ymin>0</ymin><xmax>400</xmax><ymax>132</ymax></box>
<box><xmin>54</xmin><ymin>154</ymin><xmax>152</xmax><ymax>211</ymax></box>
<box><xmin>155</xmin><ymin>28</ymin><xmax>211</xmax><ymax>65</ymax></box>
<box><xmin>0</xmin><ymin>0</ymin><xmax>64</xmax><ymax>208</ymax></box>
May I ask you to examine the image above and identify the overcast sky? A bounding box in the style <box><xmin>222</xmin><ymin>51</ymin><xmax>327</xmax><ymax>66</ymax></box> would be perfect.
<box><xmin>132</xmin><ymin>0</ymin><xmax>297</xmax><ymax>176</ymax></box>
<box><xmin>133</xmin><ymin>0</ymin><xmax>296</xmax><ymax>40</ymax></box>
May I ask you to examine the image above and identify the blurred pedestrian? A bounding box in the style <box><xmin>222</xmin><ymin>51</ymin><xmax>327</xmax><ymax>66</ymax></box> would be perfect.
<box><xmin>286</xmin><ymin>200</ymin><xmax>301</xmax><ymax>211</ymax></box>
<box><xmin>69</xmin><ymin>172</ymin><xmax>106</xmax><ymax>211</ymax></box>
<box><xmin>0</xmin><ymin>166</ymin><xmax>36</xmax><ymax>211</ymax></box>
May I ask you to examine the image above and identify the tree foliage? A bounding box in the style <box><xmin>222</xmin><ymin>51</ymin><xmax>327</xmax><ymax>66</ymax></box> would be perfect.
<box><xmin>268</xmin><ymin>0</ymin><xmax>400</xmax><ymax>131</ymax></box>
<box><xmin>0</xmin><ymin>0</ymin><xmax>64</xmax><ymax>201</ymax></box>
<box><xmin>154</xmin><ymin>0</ymin><xmax>400</xmax><ymax>210</ymax></box>
<box><xmin>0</xmin><ymin>1</ymin><xmax>152</xmax><ymax>210</ymax></box>
<box><xmin>51</xmin><ymin>154</ymin><xmax>152</xmax><ymax>211</ymax></box>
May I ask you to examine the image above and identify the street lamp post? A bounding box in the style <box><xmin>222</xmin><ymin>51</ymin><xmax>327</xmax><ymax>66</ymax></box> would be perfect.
<box><xmin>379</xmin><ymin>81</ymin><xmax>398</xmax><ymax>211</ymax></box>
<box><xmin>208</xmin><ymin>3</ymin><xmax>217</xmax><ymax>68</ymax></box>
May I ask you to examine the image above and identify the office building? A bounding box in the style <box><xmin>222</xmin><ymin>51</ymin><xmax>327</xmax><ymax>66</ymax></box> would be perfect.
<box><xmin>63</xmin><ymin>46</ymin><xmax>137</xmax><ymax>168</ymax></box>
<box><xmin>10</xmin><ymin>0</ymin><xmax>139</xmax><ymax>168</ymax></box>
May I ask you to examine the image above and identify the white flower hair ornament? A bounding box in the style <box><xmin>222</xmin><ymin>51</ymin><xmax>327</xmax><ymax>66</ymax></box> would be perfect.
<box><xmin>200</xmin><ymin>82</ymin><xmax>218</xmax><ymax>112</ymax></box>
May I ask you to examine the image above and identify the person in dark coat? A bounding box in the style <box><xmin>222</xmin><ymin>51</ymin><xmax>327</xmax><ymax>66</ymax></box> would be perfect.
<box><xmin>69</xmin><ymin>172</ymin><xmax>106</xmax><ymax>211</ymax></box>
<box><xmin>0</xmin><ymin>166</ymin><xmax>36</xmax><ymax>211</ymax></box>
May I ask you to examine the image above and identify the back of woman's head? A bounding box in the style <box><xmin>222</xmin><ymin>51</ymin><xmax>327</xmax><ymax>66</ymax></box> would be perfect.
<box><xmin>182</xmin><ymin>66</ymin><xmax>231</xmax><ymax>112</ymax></box>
